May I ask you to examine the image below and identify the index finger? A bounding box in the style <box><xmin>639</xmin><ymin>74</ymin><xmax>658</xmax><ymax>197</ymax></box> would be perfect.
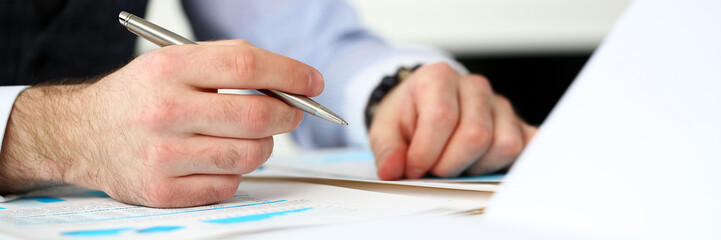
<box><xmin>404</xmin><ymin>63</ymin><xmax>461</xmax><ymax>179</ymax></box>
<box><xmin>146</xmin><ymin>43</ymin><xmax>324</xmax><ymax>97</ymax></box>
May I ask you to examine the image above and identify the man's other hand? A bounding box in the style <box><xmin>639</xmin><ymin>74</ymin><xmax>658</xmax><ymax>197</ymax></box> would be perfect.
<box><xmin>0</xmin><ymin>40</ymin><xmax>323</xmax><ymax>207</ymax></box>
<box><xmin>369</xmin><ymin>62</ymin><xmax>537</xmax><ymax>180</ymax></box>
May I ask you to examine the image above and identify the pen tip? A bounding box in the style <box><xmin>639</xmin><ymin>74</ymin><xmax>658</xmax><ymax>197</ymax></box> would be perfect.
<box><xmin>326</xmin><ymin>115</ymin><xmax>348</xmax><ymax>125</ymax></box>
<box><xmin>313</xmin><ymin>108</ymin><xmax>348</xmax><ymax>125</ymax></box>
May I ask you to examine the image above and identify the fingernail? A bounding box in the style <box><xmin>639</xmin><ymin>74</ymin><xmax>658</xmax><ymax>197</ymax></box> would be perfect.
<box><xmin>309</xmin><ymin>70</ymin><xmax>324</xmax><ymax>96</ymax></box>
<box><xmin>406</xmin><ymin>168</ymin><xmax>426</xmax><ymax>179</ymax></box>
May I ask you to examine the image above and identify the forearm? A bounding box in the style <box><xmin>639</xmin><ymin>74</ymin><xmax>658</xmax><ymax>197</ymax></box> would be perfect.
<box><xmin>0</xmin><ymin>84</ymin><xmax>90</xmax><ymax>194</ymax></box>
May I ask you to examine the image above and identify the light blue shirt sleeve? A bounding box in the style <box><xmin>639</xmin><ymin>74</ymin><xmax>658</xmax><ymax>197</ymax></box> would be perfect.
<box><xmin>182</xmin><ymin>0</ymin><xmax>466</xmax><ymax>149</ymax></box>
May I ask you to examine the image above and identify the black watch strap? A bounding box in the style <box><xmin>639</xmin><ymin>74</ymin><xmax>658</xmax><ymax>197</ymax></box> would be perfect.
<box><xmin>364</xmin><ymin>64</ymin><xmax>422</xmax><ymax>130</ymax></box>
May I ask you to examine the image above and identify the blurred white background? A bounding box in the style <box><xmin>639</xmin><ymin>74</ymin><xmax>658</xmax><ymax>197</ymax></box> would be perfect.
<box><xmin>135</xmin><ymin>0</ymin><xmax>631</xmax><ymax>155</ymax></box>
<box><xmin>137</xmin><ymin>0</ymin><xmax>630</xmax><ymax>55</ymax></box>
<box><xmin>346</xmin><ymin>0</ymin><xmax>630</xmax><ymax>55</ymax></box>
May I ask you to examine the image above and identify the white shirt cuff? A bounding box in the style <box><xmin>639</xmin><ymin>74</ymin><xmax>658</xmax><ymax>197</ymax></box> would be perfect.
<box><xmin>0</xmin><ymin>86</ymin><xmax>28</xmax><ymax>151</ymax></box>
<box><xmin>0</xmin><ymin>86</ymin><xmax>29</xmax><ymax>203</ymax></box>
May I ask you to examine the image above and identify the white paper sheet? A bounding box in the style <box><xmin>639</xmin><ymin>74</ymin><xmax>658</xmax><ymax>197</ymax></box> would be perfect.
<box><xmin>483</xmin><ymin>0</ymin><xmax>721</xmax><ymax>239</ymax></box>
<box><xmin>0</xmin><ymin>179</ymin><xmax>445</xmax><ymax>239</ymax></box>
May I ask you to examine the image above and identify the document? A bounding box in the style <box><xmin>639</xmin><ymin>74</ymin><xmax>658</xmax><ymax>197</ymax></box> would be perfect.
<box><xmin>478</xmin><ymin>1</ymin><xmax>721</xmax><ymax>239</ymax></box>
<box><xmin>250</xmin><ymin>148</ymin><xmax>502</xmax><ymax>191</ymax></box>
<box><xmin>0</xmin><ymin>179</ymin><xmax>445</xmax><ymax>239</ymax></box>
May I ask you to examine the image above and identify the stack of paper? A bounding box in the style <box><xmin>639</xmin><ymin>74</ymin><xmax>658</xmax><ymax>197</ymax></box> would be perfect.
<box><xmin>249</xmin><ymin>148</ymin><xmax>503</xmax><ymax>191</ymax></box>
<box><xmin>249</xmin><ymin>148</ymin><xmax>497</xmax><ymax>219</ymax></box>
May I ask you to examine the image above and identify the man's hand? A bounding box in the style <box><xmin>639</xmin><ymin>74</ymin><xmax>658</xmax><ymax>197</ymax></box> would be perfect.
<box><xmin>369</xmin><ymin>62</ymin><xmax>537</xmax><ymax>180</ymax></box>
<box><xmin>0</xmin><ymin>40</ymin><xmax>323</xmax><ymax>207</ymax></box>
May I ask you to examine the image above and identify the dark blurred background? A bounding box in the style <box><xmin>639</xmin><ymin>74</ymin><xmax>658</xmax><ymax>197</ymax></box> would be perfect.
<box><xmin>457</xmin><ymin>54</ymin><xmax>590</xmax><ymax>125</ymax></box>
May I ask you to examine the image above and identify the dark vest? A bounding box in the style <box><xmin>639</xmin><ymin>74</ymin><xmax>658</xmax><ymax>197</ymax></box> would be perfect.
<box><xmin>0</xmin><ymin>0</ymin><xmax>148</xmax><ymax>86</ymax></box>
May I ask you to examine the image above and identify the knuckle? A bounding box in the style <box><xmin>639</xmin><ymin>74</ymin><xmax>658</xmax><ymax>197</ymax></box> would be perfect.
<box><xmin>496</xmin><ymin>96</ymin><xmax>516</xmax><ymax>114</ymax></box>
<box><xmin>494</xmin><ymin>134</ymin><xmax>524</xmax><ymax>160</ymax></box>
<box><xmin>138</xmin><ymin>99</ymin><xmax>186</xmax><ymax>131</ymax></box>
<box><xmin>428</xmin><ymin>103</ymin><xmax>459</xmax><ymax>126</ymax></box>
<box><xmin>232</xmin><ymin>46</ymin><xmax>257</xmax><ymax>81</ymax></box>
<box><xmin>143</xmin><ymin>140</ymin><xmax>179</xmax><ymax>169</ymax></box>
<box><xmin>466</xmin><ymin>74</ymin><xmax>492</xmax><ymax>92</ymax></box>
<box><xmin>413</xmin><ymin>79</ymin><xmax>434</xmax><ymax>94</ymax></box>
<box><xmin>422</xmin><ymin>62</ymin><xmax>456</xmax><ymax>77</ymax></box>
<box><xmin>241</xmin><ymin>97</ymin><xmax>271</xmax><ymax>135</ymax></box>
<box><xmin>460</xmin><ymin>123</ymin><xmax>493</xmax><ymax>149</ymax></box>
<box><xmin>142</xmin><ymin>50</ymin><xmax>182</xmax><ymax>78</ymax></box>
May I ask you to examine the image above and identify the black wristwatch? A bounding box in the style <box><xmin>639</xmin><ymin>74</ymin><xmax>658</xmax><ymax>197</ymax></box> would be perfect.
<box><xmin>364</xmin><ymin>64</ymin><xmax>422</xmax><ymax>130</ymax></box>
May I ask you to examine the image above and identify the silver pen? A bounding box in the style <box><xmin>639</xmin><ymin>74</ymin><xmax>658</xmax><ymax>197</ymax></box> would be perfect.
<box><xmin>118</xmin><ymin>11</ymin><xmax>348</xmax><ymax>125</ymax></box>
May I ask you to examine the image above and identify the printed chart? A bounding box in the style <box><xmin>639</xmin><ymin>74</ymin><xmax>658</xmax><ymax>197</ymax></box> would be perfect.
<box><xmin>0</xmin><ymin>179</ymin><xmax>443</xmax><ymax>239</ymax></box>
